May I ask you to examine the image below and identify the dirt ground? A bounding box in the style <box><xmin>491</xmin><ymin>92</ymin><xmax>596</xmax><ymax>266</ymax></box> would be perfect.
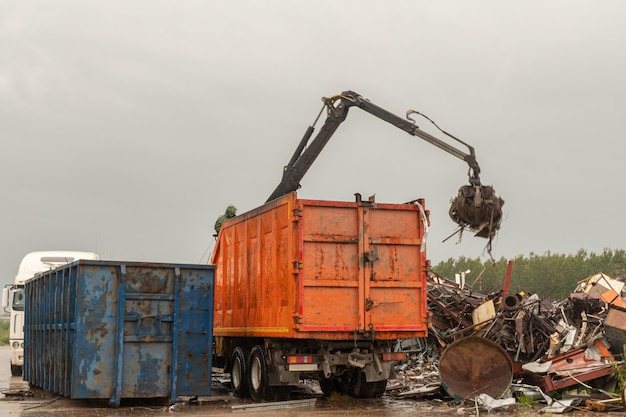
<box><xmin>1</xmin><ymin>345</ymin><xmax>624</xmax><ymax>417</ymax></box>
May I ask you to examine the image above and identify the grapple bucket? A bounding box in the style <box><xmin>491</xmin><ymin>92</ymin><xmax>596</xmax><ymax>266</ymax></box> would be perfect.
<box><xmin>449</xmin><ymin>184</ymin><xmax>504</xmax><ymax>240</ymax></box>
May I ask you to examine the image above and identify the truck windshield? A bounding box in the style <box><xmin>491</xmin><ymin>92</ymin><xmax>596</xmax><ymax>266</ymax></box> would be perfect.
<box><xmin>12</xmin><ymin>288</ymin><xmax>25</xmax><ymax>311</ymax></box>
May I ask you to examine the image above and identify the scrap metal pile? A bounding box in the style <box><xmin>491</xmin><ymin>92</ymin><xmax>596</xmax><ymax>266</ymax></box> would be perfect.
<box><xmin>390</xmin><ymin>270</ymin><xmax>626</xmax><ymax>412</ymax></box>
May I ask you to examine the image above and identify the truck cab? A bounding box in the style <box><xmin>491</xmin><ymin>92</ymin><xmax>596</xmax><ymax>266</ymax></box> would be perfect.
<box><xmin>1</xmin><ymin>283</ymin><xmax>25</xmax><ymax>376</ymax></box>
<box><xmin>2</xmin><ymin>251</ymin><xmax>100</xmax><ymax>376</ymax></box>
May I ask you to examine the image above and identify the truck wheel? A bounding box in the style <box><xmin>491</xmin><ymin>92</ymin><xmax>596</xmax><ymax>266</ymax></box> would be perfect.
<box><xmin>319</xmin><ymin>377</ymin><xmax>339</xmax><ymax>397</ymax></box>
<box><xmin>371</xmin><ymin>379</ymin><xmax>387</xmax><ymax>397</ymax></box>
<box><xmin>247</xmin><ymin>345</ymin><xmax>275</xmax><ymax>402</ymax></box>
<box><xmin>10</xmin><ymin>364</ymin><xmax>22</xmax><ymax>377</ymax></box>
<box><xmin>351</xmin><ymin>370</ymin><xmax>387</xmax><ymax>398</ymax></box>
<box><xmin>231</xmin><ymin>347</ymin><xmax>249</xmax><ymax>398</ymax></box>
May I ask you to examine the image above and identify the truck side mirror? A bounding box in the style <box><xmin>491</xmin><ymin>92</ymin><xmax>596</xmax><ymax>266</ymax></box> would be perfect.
<box><xmin>1</xmin><ymin>287</ymin><xmax>9</xmax><ymax>310</ymax></box>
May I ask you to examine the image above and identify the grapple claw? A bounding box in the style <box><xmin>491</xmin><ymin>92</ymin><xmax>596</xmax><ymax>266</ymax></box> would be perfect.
<box><xmin>449</xmin><ymin>184</ymin><xmax>504</xmax><ymax>240</ymax></box>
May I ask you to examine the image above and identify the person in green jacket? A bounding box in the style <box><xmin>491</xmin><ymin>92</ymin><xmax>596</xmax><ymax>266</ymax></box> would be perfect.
<box><xmin>214</xmin><ymin>204</ymin><xmax>237</xmax><ymax>234</ymax></box>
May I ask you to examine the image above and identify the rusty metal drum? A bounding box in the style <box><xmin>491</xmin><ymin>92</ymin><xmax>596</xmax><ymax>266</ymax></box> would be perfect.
<box><xmin>439</xmin><ymin>336</ymin><xmax>513</xmax><ymax>400</ymax></box>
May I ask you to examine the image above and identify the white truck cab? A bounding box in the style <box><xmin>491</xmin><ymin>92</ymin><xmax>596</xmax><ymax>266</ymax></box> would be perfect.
<box><xmin>2</xmin><ymin>251</ymin><xmax>100</xmax><ymax>376</ymax></box>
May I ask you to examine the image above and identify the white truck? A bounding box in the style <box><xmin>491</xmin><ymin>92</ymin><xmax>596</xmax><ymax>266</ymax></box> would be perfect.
<box><xmin>2</xmin><ymin>251</ymin><xmax>99</xmax><ymax>376</ymax></box>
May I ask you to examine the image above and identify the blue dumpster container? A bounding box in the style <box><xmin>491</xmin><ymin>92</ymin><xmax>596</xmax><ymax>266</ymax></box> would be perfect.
<box><xmin>23</xmin><ymin>260</ymin><xmax>214</xmax><ymax>406</ymax></box>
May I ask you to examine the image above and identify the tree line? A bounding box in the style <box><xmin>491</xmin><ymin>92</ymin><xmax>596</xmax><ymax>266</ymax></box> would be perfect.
<box><xmin>431</xmin><ymin>248</ymin><xmax>626</xmax><ymax>300</ymax></box>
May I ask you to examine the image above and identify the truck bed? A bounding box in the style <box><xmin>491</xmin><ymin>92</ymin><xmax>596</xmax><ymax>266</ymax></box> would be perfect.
<box><xmin>211</xmin><ymin>192</ymin><xmax>428</xmax><ymax>341</ymax></box>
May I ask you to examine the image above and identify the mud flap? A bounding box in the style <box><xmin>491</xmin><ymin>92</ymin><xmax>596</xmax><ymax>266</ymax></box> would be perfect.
<box><xmin>363</xmin><ymin>361</ymin><xmax>393</xmax><ymax>382</ymax></box>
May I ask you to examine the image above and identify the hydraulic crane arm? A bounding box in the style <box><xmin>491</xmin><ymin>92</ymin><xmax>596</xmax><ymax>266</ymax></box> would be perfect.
<box><xmin>267</xmin><ymin>90</ymin><xmax>481</xmax><ymax>203</ymax></box>
<box><xmin>266</xmin><ymin>90</ymin><xmax>503</xmax><ymax>249</ymax></box>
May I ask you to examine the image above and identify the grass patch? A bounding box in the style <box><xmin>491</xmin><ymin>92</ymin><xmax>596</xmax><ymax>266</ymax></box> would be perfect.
<box><xmin>327</xmin><ymin>391</ymin><xmax>353</xmax><ymax>401</ymax></box>
<box><xmin>612</xmin><ymin>361</ymin><xmax>626</xmax><ymax>392</ymax></box>
<box><xmin>516</xmin><ymin>394</ymin><xmax>535</xmax><ymax>407</ymax></box>
<box><xmin>0</xmin><ymin>320</ymin><xmax>9</xmax><ymax>345</ymax></box>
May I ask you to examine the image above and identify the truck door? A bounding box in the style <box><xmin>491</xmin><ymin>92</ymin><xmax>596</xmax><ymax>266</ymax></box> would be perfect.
<box><xmin>361</xmin><ymin>202</ymin><xmax>427</xmax><ymax>336</ymax></box>
<box><xmin>298</xmin><ymin>198</ymin><xmax>427</xmax><ymax>338</ymax></box>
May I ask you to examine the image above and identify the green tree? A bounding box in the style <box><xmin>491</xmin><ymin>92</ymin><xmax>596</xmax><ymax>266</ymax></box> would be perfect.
<box><xmin>432</xmin><ymin>248</ymin><xmax>626</xmax><ymax>300</ymax></box>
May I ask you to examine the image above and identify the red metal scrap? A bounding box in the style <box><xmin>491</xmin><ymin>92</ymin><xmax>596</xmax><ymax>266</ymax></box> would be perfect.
<box><xmin>525</xmin><ymin>348</ymin><xmax>614</xmax><ymax>393</ymax></box>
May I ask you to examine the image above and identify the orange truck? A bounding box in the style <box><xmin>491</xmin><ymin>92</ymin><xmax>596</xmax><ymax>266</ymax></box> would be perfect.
<box><xmin>211</xmin><ymin>192</ymin><xmax>429</xmax><ymax>401</ymax></box>
<box><xmin>211</xmin><ymin>90</ymin><xmax>503</xmax><ymax>401</ymax></box>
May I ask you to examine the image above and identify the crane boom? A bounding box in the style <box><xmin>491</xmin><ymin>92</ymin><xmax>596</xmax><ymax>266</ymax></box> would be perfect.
<box><xmin>266</xmin><ymin>90</ymin><xmax>503</xmax><ymax>246</ymax></box>
<box><xmin>267</xmin><ymin>91</ymin><xmax>480</xmax><ymax>203</ymax></box>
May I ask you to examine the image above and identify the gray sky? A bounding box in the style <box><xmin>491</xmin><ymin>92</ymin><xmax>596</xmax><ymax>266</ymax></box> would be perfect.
<box><xmin>2</xmin><ymin>1</ymin><xmax>625</xmax><ymax>288</ymax></box>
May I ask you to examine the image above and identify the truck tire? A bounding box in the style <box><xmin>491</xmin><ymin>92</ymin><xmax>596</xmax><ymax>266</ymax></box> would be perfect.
<box><xmin>10</xmin><ymin>364</ymin><xmax>22</xmax><ymax>377</ymax></box>
<box><xmin>371</xmin><ymin>379</ymin><xmax>387</xmax><ymax>397</ymax></box>
<box><xmin>319</xmin><ymin>377</ymin><xmax>339</xmax><ymax>397</ymax></box>
<box><xmin>349</xmin><ymin>369</ymin><xmax>387</xmax><ymax>398</ymax></box>
<box><xmin>247</xmin><ymin>345</ymin><xmax>275</xmax><ymax>402</ymax></box>
<box><xmin>231</xmin><ymin>347</ymin><xmax>249</xmax><ymax>398</ymax></box>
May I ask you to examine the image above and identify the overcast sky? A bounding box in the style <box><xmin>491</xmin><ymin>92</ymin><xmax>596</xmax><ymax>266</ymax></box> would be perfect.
<box><xmin>1</xmin><ymin>1</ymin><xmax>625</xmax><ymax>288</ymax></box>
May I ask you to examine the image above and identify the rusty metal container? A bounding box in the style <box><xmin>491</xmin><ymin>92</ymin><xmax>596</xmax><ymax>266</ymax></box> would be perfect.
<box><xmin>211</xmin><ymin>192</ymin><xmax>428</xmax><ymax>341</ymax></box>
<box><xmin>603</xmin><ymin>308</ymin><xmax>626</xmax><ymax>351</ymax></box>
<box><xmin>439</xmin><ymin>336</ymin><xmax>513</xmax><ymax>400</ymax></box>
<box><xmin>23</xmin><ymin>260</ymin><xmax>214</xmax><ymax>406</ymax></box>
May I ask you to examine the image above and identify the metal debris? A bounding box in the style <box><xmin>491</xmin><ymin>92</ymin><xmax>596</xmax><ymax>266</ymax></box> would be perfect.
<box><xmin>231</xmin><ymin>398</ymin><xmax>317</xmax><ymax>412</ymax></box>
<box><xmin>475</xmin><ymin>393</ymin><xmax>516</xmax><ymax>412</ymax></box>
<box><xmin>387</xmin><ymin>269</ymin><xmax>626</xmax><ymax>412</ymax></box>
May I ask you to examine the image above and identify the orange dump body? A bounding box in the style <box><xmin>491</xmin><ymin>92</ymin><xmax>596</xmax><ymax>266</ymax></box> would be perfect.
<box><xmin>211</xmin><ymin>192</ymin><xmax>428</xmax><ymax>341</ymax></box>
